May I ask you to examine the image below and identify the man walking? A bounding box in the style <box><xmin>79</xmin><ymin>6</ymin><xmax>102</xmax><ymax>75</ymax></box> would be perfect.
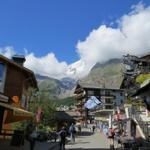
<box><xmin>59</xmin><ymin>126</ymin><xmax>67</xmax><ymax>150</ymax></box>
<box><xmin>25</xmin><ymin>123</ymin><xmax>36</xmax><ymax>150</ymax></box>
<box><xmin>69</xmin><ymin>123</ymin><xmax>76</xmax><ymax>142</ymax></box>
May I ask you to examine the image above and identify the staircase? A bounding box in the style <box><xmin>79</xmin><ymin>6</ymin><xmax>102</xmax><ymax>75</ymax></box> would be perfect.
<box><xmin>123</xmin><ymin>106</ymin><xmax>150</xmax><ymax>148</ymax></box>
<box><xmin>132</xmin><ymin>111</ymin><xmax>150</xmax><ymax>140</ymax></box>
<box><xmin>125</xmin><ymin>106</ymin><xmax>150</xmax><ymax>140</ymax></box>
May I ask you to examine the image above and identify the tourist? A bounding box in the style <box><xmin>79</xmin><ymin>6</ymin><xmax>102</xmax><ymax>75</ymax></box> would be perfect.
<box><xmin>108</xmin><ymin>127</ymin><xmax>115</xmax><ymax>149</ymax></box>
<box><xmin>25</xmin><ymin>123</ymin><xmax>36</xmax><ymax>150</ymax></box>
<box><xmin>69</xmin><ymin>123</ymin><xmax>76</xmax><ymax>142</ymax></box>
<box><xmin>92</xmin><ymin>124</ymin><xmax>96</xmax><ymax>133</ymax></box>
<box><xmin>59</xmin><ymin>126</ymin><xmax>67</xmax><ymax>150</ymax></box>
<box><xmin>78</xmin><ymin>125</ymin><xmax>81</xmax><ymax>134</ymax></box>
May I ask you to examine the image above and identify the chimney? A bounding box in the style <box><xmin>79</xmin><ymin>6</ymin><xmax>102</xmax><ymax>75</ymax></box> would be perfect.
<box><xmin>12</xmin><ymin>55</ymin><xmax>26</xmax><ymax>66</ymax></box>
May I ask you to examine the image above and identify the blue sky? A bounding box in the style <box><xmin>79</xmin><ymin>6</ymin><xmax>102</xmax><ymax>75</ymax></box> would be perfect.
<box><xmin>0</xmin><ymin>0</ymin><xmax>149</xmax><ymax>63</ymax></box>
<box><xmin>1</xmin><ymin>0</ymin><xmax>150</xmax><ymax>78</ymax></box>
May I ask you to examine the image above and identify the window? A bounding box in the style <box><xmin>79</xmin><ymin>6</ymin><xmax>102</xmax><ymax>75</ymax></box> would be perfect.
<box><xmin>0</xmin><ymin>63</ymin><xmax>5</xmax><ymax>81</ymax></box>
<box><xmin>0</xmin><ymin>62</ymin><xmax>6</xmax><ymax>92</ymax></box>
<box><xmin>94</xmin><ymin>90</ymin><xmax>100</xmax><ymax>96</ymax></box>
<box><xmin>105</xmin><ymin>99</ymin><xmax>113</xmax><ymax>104</ymax></box>
<box><xmin>120</xmin><ymin>92</ymin><xmax>123</xmax><ymax>96</ymax></box>
<box><xmin>105</xmin><ymin>90</ymin><xmax>111</xmax><ymax>95</ymax></box>
<box><xmin>87</xmin><ymin>90</ymin><xmax>94</xmax><ymax>96</ymax></box>
<box><xmin>120</xmin><ymin>99</ymin><xmax>123</xmax><ymax>104</ymax></box>
<box><xmin>105</xmin><ymin>105</ymin><xmax>113</xmax><ymax>109</ymax></box>
<box><xmin>21</xmin><ymin>95</ymin><xmax>26</xmax><ymax>108</ymax></box>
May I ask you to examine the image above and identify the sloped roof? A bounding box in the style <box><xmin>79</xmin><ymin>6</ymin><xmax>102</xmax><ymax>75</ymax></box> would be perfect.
<box><xmin>0</xmin><ymin>55</ymin><xmax>38</xmax><ymax>89</ymax></box>
<box><xmin>55</xmin><ymin>111</ymin><xmax>76</xmax><ymax>121</ymax></box>
<box><xmin>76</xmin><ymin>82</ymin><xmax>124</xmax><ymax>91</ymax></box>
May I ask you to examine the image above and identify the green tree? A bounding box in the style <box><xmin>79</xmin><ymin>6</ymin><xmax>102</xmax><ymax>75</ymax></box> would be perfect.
<box><xmin>29</xmin><ymin>90</ymin><xmax>57</xmax><ymax>130</ymax></box>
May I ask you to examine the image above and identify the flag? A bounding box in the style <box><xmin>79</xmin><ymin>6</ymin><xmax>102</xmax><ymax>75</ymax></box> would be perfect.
<box><xmin>35</xmin><ymin>107</ymin><xmax>43</xmax><ymax>123</ymax></box>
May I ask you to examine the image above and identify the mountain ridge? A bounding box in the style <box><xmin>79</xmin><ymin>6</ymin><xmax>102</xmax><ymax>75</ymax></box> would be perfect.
<box><xmin>37</xmin><ymin>58</ymin><xmax>123</xmax><ymax>99</ymax></box>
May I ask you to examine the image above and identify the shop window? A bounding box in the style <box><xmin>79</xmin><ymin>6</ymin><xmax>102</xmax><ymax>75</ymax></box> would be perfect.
<box><xmin>0</xmin><ymin>62</ymin><xmax>6</xmax><ymax>92</ymax></box>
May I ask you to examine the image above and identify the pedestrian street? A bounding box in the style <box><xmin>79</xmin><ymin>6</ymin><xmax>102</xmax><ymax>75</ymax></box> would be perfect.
<box><xmin>65</xmin><ymin>128</ymin><xmax>110</xmax><ymax>150</ymax></box>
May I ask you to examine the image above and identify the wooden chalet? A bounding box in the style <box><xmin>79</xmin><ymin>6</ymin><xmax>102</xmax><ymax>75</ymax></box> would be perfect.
<box><xmin>74</xmin><ymin>83</ymin><xmax>124</xmax><ymax>123</ymax></box>
<box><xmin>119</xmin><ymin>53</ymin><xmax>150</xmax><ymax>147</ymax></box>
<box><xmin>0</xmin><ymin>54</ymin><xmax>38</xmax><ymax>135</ymax></box>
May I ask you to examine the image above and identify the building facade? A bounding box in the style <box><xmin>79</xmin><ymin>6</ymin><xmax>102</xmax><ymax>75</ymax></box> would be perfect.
<box><xmin>74</xmin><ymin>83</ymin><xmax>124</xmax><ymax>121</ymax></box>
<box><xmin>0</xmin><ymin>55</ymin><xmax>38</xmax><ymax>135</ymax></box>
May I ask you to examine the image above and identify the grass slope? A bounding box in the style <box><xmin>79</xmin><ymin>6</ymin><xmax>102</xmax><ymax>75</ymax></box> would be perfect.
<box><xmin>81</xmin><ymin>60</ymin><xmax>123</xmax><ymax>89</ymax></box>
<box><xmin>54</xmin><ymin>96</ymin><xmax>75</xmax><ymax>106</ymax></box>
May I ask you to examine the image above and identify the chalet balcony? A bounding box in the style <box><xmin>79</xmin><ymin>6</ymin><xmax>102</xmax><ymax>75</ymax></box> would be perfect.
<box><xmin>76</xmin><ymin>102</ymin><xmax>83</xmax><ymax>106</ymax></box>
<box><xmin>76</xmin><ymin>107</ymin><xmax>84</xmax><ymax>112</ymax></box>
<box><xmin>74</xmin><ymin>88</ymin><xmax>84</xmax><ymax>94</ymax></box>
<box><xmin>100</xmin><ymin>95</ymin><xmax>115</xmax><ymax>99</ymax></box>
<box><xmin>103</xmin><ymin>101</ymin><xmax>114</xmax><ymax>105</ymax></box>
<box><xmin>76</xmin><ymin>111</ymin><xmax>86</xmax><ymax>117</ymax></box>
<box><xmin>104</xmin><ymin>102</ymin><xmax>114</xmax><ymax>108</ymax></box>
<box><xmin>75</xmin><ymin>93</ymin><xmax>85</xmax><ymax>100</ymax></box>
<box><xmin>93</xmin><ymin>108</ymin><xmax>113</xmax><ymax>116</ymax></box>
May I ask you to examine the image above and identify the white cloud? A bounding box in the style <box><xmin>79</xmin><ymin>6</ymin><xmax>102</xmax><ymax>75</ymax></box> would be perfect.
<box><xmin>75</xmin><ymin>2</ymin><xmax>150</xmax><ymax>77</ymax></box>
<box><xmin>1</xmin><ymin>2</ymin><xmax>150</xmax><ymax>79</ymax></box>
<box><xmin>0</xmin><ymin>46</ymin><xmax>15</xmax><ymax>58</ymax></box>
<box><xmin>24</xmin><ymin>53</ymin><xmax>68</xmax><ymax>79</ymax></box>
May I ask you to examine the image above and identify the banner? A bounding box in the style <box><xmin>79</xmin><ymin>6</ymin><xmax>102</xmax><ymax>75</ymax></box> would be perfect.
<box><xmin>84</xmin><ymin>96</ymin><xmax>102</xmax><ymax>109</ymax></box>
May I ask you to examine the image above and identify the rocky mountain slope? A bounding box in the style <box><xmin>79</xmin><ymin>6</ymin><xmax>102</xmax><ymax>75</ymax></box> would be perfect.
<box><xmin>79</xmin><ymin>58</ymin><xmax>123</xmax><ymax>89</ymax></box>
<box><xmin>37</xmin><ymin>58</ymin><xmax>123</xmax><ymax>99</ymax></box>
<box><xmin>36</xmin><ymin>74</ymin><xmax>76</xmax><ymax>99</ymax></box>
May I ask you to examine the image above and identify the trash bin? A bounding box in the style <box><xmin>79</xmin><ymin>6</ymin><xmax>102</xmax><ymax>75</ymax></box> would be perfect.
<box><xmin>124</xmin><ymin>142</ymin><xmax>130</xmax><ymax>148</ymax></box>
<box><xmin>10</xmin><ymin>130</ymin><xmax>24</xmax><ymax>146</ymax></box>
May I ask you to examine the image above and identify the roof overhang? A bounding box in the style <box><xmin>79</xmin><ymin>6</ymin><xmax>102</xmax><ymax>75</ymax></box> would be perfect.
<box><xmin>0</xmin><ymin>102</ymin><xmax>34</xmax><ymax>124</ymax></box>
<box><xmin>92</xmin><ymin>109</ymin><xmax>113</xmax><ymax>116</ymax></box>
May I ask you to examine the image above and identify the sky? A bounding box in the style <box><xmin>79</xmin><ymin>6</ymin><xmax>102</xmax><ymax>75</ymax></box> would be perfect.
<box><xmin>1</xmin><ymin>0</ymin><xmax>150</xmax><ymax>79</ymax></box>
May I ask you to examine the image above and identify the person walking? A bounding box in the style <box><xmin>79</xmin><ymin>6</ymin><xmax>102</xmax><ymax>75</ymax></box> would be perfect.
<box><xmin>78</xmin><ymin>125</ymin><xmax>81</xmax><ymax>134</ymax></box>
<box><xmin>25</xmin><ymin>123</ymin><xmax>36</xmax><ymax>150</ymax></box>
<box><xmin>69</xmin><ymin>123</ymin><xmax>76</xmax><ymax>142</ymax></box>
<box><xmin>108</xmin><ymin>127</ymin><xmax>115</xmax><ymax>149</ymax></box>
<box><xmin>59</xmin><ymin>126</ymin><xmax>67</xmax><ymax>150</ymax></box>
<box><xmin>92</xmin><ymin>124</ymin><xmax>96</xmax><ymax>133</ymax></box>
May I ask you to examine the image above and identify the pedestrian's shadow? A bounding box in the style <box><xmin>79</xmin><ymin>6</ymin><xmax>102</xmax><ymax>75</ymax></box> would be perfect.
<box><xmin>78</xmin><ymin>131</ymin><xmax>93</xmax><ymax>136</ymax></box>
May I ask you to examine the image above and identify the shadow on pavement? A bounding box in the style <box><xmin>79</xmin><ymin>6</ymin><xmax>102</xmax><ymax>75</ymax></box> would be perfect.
<box><xmin>77</xmin><ymin>131</ymin><xmax>93</xmax><ymax>136</ymax></box>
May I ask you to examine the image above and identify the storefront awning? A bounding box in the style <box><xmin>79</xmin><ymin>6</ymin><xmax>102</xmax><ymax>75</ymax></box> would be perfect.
<box><xmin>0</xmin><ymin>102</ymin><xmax>34</xmax><ymax>124</ymax></box>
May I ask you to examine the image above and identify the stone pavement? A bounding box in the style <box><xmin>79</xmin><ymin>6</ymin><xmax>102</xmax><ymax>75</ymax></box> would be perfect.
<box><xmin>0</xmin><ymin>139</ymin><xmax>59</xmax><ymax>150</ymax></box>
<box><xmin>64</xmin><ymin>128</ymin><xmax>110</xmax><ymax>150</ymax></box>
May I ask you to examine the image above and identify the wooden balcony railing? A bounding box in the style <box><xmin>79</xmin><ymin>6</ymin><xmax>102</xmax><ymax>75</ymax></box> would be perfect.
<box><xmin>75</xmin><ymin>93</ymin><xmax>85</xmax><ymax>100</ymax></box>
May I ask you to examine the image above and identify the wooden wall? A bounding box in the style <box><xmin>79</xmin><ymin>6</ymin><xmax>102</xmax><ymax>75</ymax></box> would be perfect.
<box><xmin>4</xmin><ymin>64</ymin><xmax>24</xmax><ymax>101</ymax></box>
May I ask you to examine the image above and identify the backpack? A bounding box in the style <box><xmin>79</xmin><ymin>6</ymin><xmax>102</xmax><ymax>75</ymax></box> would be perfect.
<box><xmin>108</xmin><ymin>128</ymin><xmax>115</xmax><ymax>138</ymax></box>
<box><xmin>60</xmin><ymin>130</ymin><xmax>66</xmax><ymax>138</ymax></box>
<box><xmin>70</xmin><ymin>126</ymin><xmax>76</xmax><ymax>134</ymax></box>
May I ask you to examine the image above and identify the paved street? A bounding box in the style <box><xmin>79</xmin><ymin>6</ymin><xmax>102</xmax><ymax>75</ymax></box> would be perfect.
<box><xmin>64</xmin><ymin>128</ymin><xmax>110</xmax><ymax>150</ymax></box>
